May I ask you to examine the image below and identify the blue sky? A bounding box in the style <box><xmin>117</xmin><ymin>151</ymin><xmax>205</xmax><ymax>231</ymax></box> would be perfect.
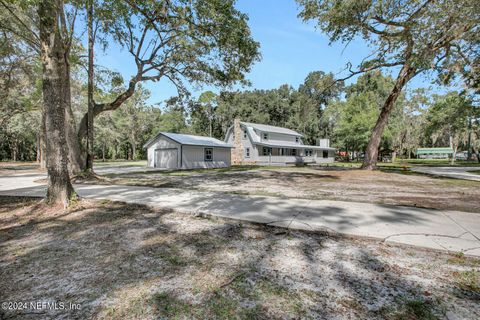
<box><xmin>95</xmin><ymin>0</ymin><xmax>439</xmax><ymax>106</ymax></box>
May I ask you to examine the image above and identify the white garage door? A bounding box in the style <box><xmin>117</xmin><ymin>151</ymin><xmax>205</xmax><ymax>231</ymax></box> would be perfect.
<box><xmin>155</xmin><ymin>148</ymin><xmax>178</xmax><ymax>169</ymax></box>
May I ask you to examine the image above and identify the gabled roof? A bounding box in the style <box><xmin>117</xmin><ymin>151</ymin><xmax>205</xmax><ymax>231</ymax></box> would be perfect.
<box><xmin>241</xmin><ymin>122</ymin><xmax>303</xmax><ymax>137</ymax></box>
<box><xmin>144</xmin><ymin>132</ymin><xmax>233</xmax><ymax>149</ymax></box>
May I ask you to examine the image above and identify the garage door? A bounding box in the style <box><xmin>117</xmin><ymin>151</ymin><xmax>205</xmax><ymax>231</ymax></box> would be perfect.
<box><xmin>155</xmin><ymin>148</ymin><xmax>178</xmax><ymax>169</ymax></box>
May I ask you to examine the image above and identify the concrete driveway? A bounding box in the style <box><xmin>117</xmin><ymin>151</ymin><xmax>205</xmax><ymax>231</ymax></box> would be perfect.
<box><xmin>1</xmin><ymin>169</ymin><xmax>479</xmax><ymax>256</ymax></box>
<box><xmin>412</xmin><ymin>166</ymin><xmax>480</xmax><ymax>181</ymax></box>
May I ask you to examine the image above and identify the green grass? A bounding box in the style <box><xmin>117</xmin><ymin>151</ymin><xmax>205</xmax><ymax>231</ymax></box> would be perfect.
<box><xmin>104</xmin><ymin>165</ymin><xmax>273</xmax><ymax>178</ymax></box>
<box><xmin>151</xmin><ymin>293</ymin><xmax>192</xmax><ymax>319</ymax></box>
<box><xmin>150</xmin><ymin>274</ymin><xmax>309</xmax><ymax>319</ymax></box>
<box><xmin>93</xmin><ymin>160</ymin><xmax>147</xmax><ymax>167</ymax></box>
<box><xmin>447</xmin><ymin>252</ymin><xmax>480</xmax><ymax>266</ymax></box>
<box><xmin>393</xmin><ymin>159</ymin><xmax>480</xmax><ymax>167</ymax></box>
<box><xmin>379</xmin><ymin>297</ymin><xmax>439</xmax><ymax>320</ymax></box>
<box><xmin>467</xmin><ymin>170</ymin><xmax>480</xmax><ymax>175</ymax></box>
<box><xmin>151</xmin><ymin>291</ymin><xmax>254</xmax><ymax>319</ymax></box>
<box><xmin>154</xmin><ymin>244</ymin><xmax>190</xmax><ymax>267</ymax></box>
<box><xmin>165</xmin><ymin>165</ymin><xmax>264</xmax><ymax>176</ymax></box>
<box><xmin>0</xmin><ymin>162</ymin><xmax>39</xmax><ymax>171</ymax></box>
<box><xmin>331</xmin><ymin>159</ymin><xmax>480</xmax><ymax>169</ymax></box>
<box><xmin>316</xmin><ymin>162</ymin><xmax>362</xmax><ymax>168</ymax></box>
<box><xmin>452</xmin><ymin>269</ymin><xmax>480</xmax><ymax>292</ymax></box>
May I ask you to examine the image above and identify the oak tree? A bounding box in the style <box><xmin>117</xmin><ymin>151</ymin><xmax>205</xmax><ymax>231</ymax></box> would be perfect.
<box><xmin>298</xmin><ymin>0</ymin><xmax>479</xmax><ymax>169</ymax></box>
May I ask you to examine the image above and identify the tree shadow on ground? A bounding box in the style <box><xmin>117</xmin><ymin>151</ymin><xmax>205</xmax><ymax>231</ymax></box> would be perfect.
<box><xmin>0</xmin><ymin>197</ymin><xmax>478</xmax><ymax>319</ymax></box>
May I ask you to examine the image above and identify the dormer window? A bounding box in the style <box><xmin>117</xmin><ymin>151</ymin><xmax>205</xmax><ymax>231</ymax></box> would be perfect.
<box><xmin>263</xmin><ymin>132</ymin><xmax>268</xmax><ymax>140</ymax></box>
<box><xmin>295</xmin><ymin>136</ymin><xmax>299</xmax><ymax>143</ymax></box>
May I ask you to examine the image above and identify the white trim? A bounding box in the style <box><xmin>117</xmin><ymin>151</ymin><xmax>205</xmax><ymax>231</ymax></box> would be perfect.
<box><xmin>204</xmin><ymin>147</ymin><xmax>214</xmax><ymax>161</ymax></box>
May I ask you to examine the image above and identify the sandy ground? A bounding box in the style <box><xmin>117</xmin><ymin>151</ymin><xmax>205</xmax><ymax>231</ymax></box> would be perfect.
<box><xmin>412</xmin><ymin>166</ymin><xmax>480</xmax><ymax>181</ymax></box>
<box><xmin>1</xmin><ymin>196</ymin><xmax>479</xmax><ymax>319</ymax></box>
<box><xmin>101</xmin><ymin>166</ymin><xmax>480</xmax><ymax>213</ymax></box>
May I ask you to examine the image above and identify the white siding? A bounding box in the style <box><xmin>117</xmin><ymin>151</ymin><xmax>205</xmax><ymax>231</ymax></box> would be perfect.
<box><xmin>260</xmin><ymin>131</ymin><xmax>302</xmax><ymax>144</ymax></box>
<box><xmin>147</xmin><ymin>136</ymin><xmax>180</xmax><ymax>168</ymax></box>
<box><xmin>182</xmin><ymin>146</ymin><xmax>231</xmax><ymax>169</ymax></box>
<box><xmin>241</xmin><ymin>130</ymin><xmax>258</xmax><ymax>162</ymax></box>
<box><xmin>225</xmin><ymin>123</ymin><xmax>336</xmax><ymax>165</ymax></box>
<box><xmin>315</xmin><ymin>150</ymin><xmax>335</xmax><ymax>163</ymax></box>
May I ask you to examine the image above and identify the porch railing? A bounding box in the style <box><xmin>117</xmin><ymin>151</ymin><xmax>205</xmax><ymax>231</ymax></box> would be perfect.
<box><xmin>258</xmin><ymin>156</ymin><xmax>315</xmax><ymax>163</ymax></box>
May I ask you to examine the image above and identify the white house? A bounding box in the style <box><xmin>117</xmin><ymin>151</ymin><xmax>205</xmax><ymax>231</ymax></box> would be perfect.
<box><xmin>144</xmin><ymin>132</ymin><xmax>233</xmax><ymax>169</ymax></box>
<box><xmin>225</xmin><ymin>119</ymin><xmax>336</xmax><ymax>165</ymax></box>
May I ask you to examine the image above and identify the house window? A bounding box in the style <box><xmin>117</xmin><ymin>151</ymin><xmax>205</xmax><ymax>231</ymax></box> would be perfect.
<box><xmin>305</xmin><ymin>149</ymin><xmax>312</xmax><ymax>157</ymax></box>
<box><xmin>204</xmin><ymin>148</ymin><xmax>213</xmax><ymax>161</ymax></box>
<box><xmin>263</xmin><ymin>132</ymin><xmax>268</xmax><ymax>140</ymax></box>
<box><xmin>291</xmin><ymin>149</ymin><xmax>297</xmax><ymax>156</ymax></box>
<box><xmin>323</xmin><ymin>150</ymin><xmax>329</xmax><ymax>158</ymax></box>
<box><xmin>245</xmin><ymin>147</ymin><xmax>250</xmax><ymax>158</ymax></box>
<box><xmin>243</xmin><ymin>130</ymin><xmax>247</xmax><ymax>139</ymax></box>
<box><xmin>262</xmin><ymin>147</ymin><xmax>271</xmax><ymax>156</ymax></box>
<box><xmin>295</xmin><ymin>136</ymin><xmax>299</xmax><ymax>143</ymax></box>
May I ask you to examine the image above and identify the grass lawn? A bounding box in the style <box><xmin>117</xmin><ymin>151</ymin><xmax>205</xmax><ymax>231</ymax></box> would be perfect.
<box><xmin>93</xmin><ymin>160</ymin><xmax>148</xmax><ymax>167</ymax></box>
<box><xmin>313</xmin><ymin>159</ymin><xmax>480</xmax><ymax>169</ymax></box>
<box><xmin>1</xmin><ymin>196</ymin><xmax>479</xmax><ymax>319</ymax></box>
<box><xmin>0</xmin><ymin>161</ymin><xmax>39</xmax><ymax>172</ymax></box>
<box><xmin>468</xmin><ymin>170</ymin><xmax>480</xmax><ymax>175</ymax></box>
<box><xmin>388</xmin><ymin>159</ymin><xmax>480</xmax><ymax>167</ymax></box>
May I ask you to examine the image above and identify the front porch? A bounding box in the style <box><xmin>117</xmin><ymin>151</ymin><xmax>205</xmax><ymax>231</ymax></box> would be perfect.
<box><xmin>258</xmin><ymin>147</ymin><xmax>316</xmax><ymax>164</ymax></box>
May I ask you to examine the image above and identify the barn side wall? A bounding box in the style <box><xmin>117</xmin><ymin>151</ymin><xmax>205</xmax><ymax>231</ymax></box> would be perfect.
<box><xmin>182</xmin><ymin>146</ymin><xmax>231</xmax><ymax>169</ymax></box>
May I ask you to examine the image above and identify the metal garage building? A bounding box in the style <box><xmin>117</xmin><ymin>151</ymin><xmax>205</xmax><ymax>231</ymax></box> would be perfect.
<box><xmin>143</xmin><ymin>132</ymin><xmax>233</xmax><ymax>169</ymax></box>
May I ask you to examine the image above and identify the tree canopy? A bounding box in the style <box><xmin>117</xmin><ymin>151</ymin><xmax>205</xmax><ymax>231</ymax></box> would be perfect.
<box><xmin>297</xmin><ymin>0</ymin><xmax>480</xmax><ymax>168</ymax></box>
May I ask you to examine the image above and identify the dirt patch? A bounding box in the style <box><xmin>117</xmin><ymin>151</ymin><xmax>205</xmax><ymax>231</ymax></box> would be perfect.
<box><xmin>100</xmin><ymin>167</ymin><xmax>480</xmax><ymax>212</ymax></box>
<box><xmin>1</xmin><ymin>196</ymin><xmax>479</xmax><ymax>319</ymax></box>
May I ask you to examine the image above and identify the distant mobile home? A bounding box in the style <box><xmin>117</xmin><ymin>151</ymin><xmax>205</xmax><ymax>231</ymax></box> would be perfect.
<box><xmin>416</xmin><ymin>147</ymin><xmax>454</xmax><ymax>159</ymax></box>
<box><xmin>144</xmin><ymin>132</ymin><xmax>233</xmax><ymax>169</ymax></box>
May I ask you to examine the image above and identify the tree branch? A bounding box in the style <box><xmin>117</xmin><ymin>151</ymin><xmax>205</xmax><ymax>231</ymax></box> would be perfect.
<box><xmin>0</xmin><ymin>0</ymin><xmax>40</xmax><ymax>42</ymax></box>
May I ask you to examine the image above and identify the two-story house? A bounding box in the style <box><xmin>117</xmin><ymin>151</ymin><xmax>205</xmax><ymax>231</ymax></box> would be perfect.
<box><xmin>225</xmin><ymin>119</ymin><xmax>335</xmax><ymax>165</ymax></box>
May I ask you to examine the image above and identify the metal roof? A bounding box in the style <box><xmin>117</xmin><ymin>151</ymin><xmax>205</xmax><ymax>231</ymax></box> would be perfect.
<box><xmin>241</xmin><ymin>122</ymin><xmax>303</xmax><ymax>136</ymax></box>
<box><xmin>416</xmin><ymin>147</ymin><xmax>454</xmax><ymax>154</ymax></box>
<box><xmin>144</xmin><ymin>132</ymin><xmax>233</xmax><ymax>149</ymax></box>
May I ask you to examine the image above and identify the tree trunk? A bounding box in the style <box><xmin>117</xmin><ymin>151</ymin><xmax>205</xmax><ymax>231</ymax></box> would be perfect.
<box><xmin>473</xmin><ymin>131</ymin><xmax>480</xmax><ymax>163</ymax></box>
<box><xmin>12</xmin><ymin>139</ymin><xmax>17</xmax><ymax>162</ymax></box>
<box><xmin>64</xmin><ymin>69</ymin><xmax>84</xmax><ymax>173</ymax></box>
<box><xmin>361</xmin><ymin>65</ymin><xmax>416</xmax><ymax>170</ymax></box>
<box><xmin>39</xmin><ymin>111</ymin><xmax>47</xmax><ymax>170</ymax></box>
<box><xmin>131</xmin><ymin>140</ymin><xmax>137</xmax><ymax>160</ymax></box>
<box><xmin>39</xmin><ymin>0</ymin><xmax>76</xmax><ymax>207</ymax></box>
<box><xmin>102</xmin><ymin>143</ymin><xmax>105</xmax><ymax>162</ymax></box>
<box><xmin>36</xmin><ymin>133</ymin><xmax>41</xmax><ymax>163</ymax></box>
<box><xmin>472</xmin><ymin>144</ymin><xmax>480</xmax><ymax>163</ymax></box>
<box><xmin>86</xmin><ymin>0</ymin><xmax>95</xmax><ymax>171</ymax></box>
<box><xmin>451</xmin><ymin>144</ymin><xmax>458</xmax><ymax>165</ymax></box>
